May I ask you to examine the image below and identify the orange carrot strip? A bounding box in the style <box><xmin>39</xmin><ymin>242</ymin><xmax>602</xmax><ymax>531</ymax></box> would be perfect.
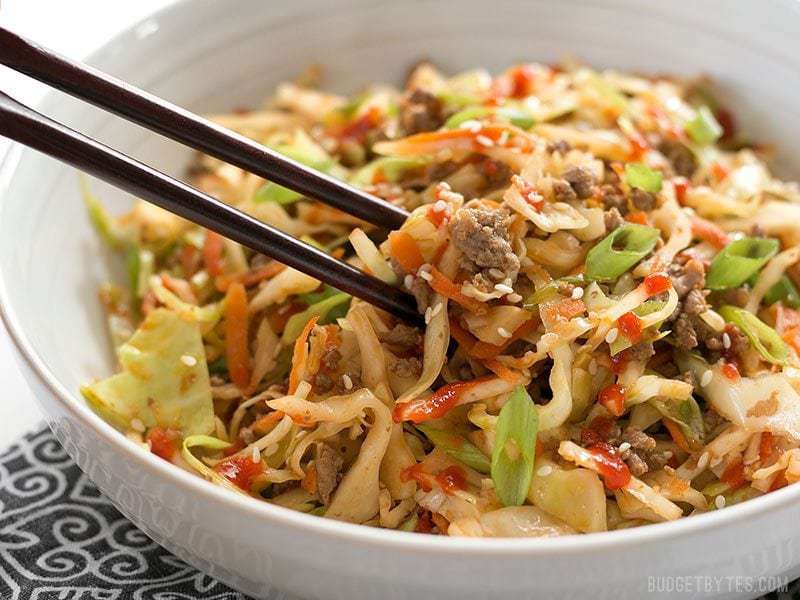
<box><xmin>759</xmin><ymin>432</ymin><xmax>774</xmax><ymax>462</ymax></box>
<box><xmin>663</xmin><ymin>419</ymin><xmax>691</xmax><ymax>453</ymax></box>
<box><xmin>720</xmin><ymin>460</ymin><xmax>747</xmax><ymax>490</ymax></box>
<box><xmin>448</xmin><ymin>318</ymin><xmax>478</xmax><ymax>353</ymax></box>
<box><xmin>203</xmin><ymin>231</ymin><xmax>225</xmax><ymax>276</ymax></box>
<box><xmin>428</xmin><ymin>267</ymin><xmax>487</xmax><ymax>315</ymax></box>
<box><xmin>389</xmin><ymin>231</ymin><xmax>425</xmax><ymax>273</ymax></box>
<box><xmin>224</xmin><ymin>283</ymin><xmax>251</xmax><ymax>391</ymax></box>
<box><xmin>483</xmin><ymin>359</ymin><xmax>520</xmax><ymax>383</ymax></box>
<box><xmin>288</xmin><ymin>316</ymin><xmax>320</xmax><ymax>395</ymax></box>
<box><xmin>161</xmin><ymin>273</ymin><xmax>197</xmax><ymax>304</ymax></box>
<box><xmin>252</xmin><ymin>410</ymin><xmax>285</xmax><ymax>435</ymax></box>
<box><xmin>690</xmin><ymin>216</ymin><xmax>730</xmax><ymax>249</ymax></box>
<box><xmin>215</xmin><ymin>261</ymin><xmax>286</xmax><ymax>292</ymax></box>
<box><xmin>301</xmin><ymin>463</ymin><xmax>318</xmax><ymax>494</ymax></box>
<box><xmin>471</xmin><ymin>318</ymin><xmax>537</xmax><ymax>359</ymax></box>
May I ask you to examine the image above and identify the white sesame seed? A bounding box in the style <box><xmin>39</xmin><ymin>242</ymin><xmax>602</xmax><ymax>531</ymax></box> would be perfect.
<box><xmin>251</xmin><ymin>446</ymin><xmax>261</xmax><ymax>463</ymax></box>
<box><xmin>618</xmin><ymin>442</ymin><xmax>631</xmax><ymax>453</ymax></box>
<box><xmin>536</xmin><ymin>465</ymin><xmax>553</xmax><ymax>477</ymax></box>
<box><xmin>431</xmin><ymin>303</ymin><xmax>443</xmax><ymax>317</ymax></box>
<box><xmin>476</xmin><ymin>134</ymin><xmax>494</xmax><ymax>147</ymax></box>
<box><xmin>605</xmin><ymin>328</ymin><xmax>619</xmax><ymax>344</ymax></box>
<box><xmin>714</xmin><ymin>495</ymin><xmax>726</xmax><ymax>509</ymax></box>
<box><xmin>342</xmin><ymin>374</ymin><xmax>353</xmax><ymax>390</ymax></box>
<box><xmin>700</xmin><ymin>370</ymin><xmax>713</xmax><ymax>387</ymax></box>
<box><xmin>488</xmin><ymin>268</ymin><xmax>505</xmax><ymax>280</ymax></box>
<box><xmin>130</xmin><ymin>418</ymin><xmax>145</xmax><ymax>433</ymax></box>
<box><xmin>424</xmin><ymin>306</ymin><xmax>432</xmax><ymax>325</ymax></box>
<box><xmin>588</xmin><ymin>359</ymin><xmax>598</xmax><ymax>375</ymax></box>
<box><xmin>468</xmin><ymin>121</ymin><xmax>483</xmax><ymax>133</ymax></box>
<box><xmin>697</xmin><ymin>452</ymin><xmax>710</xmax><ymax>471</ymax></box>
<box><xmin>439</xmin><ymin>181</ymin><xmax>452</xmax><ymax>191</ymax></box>
<box><xmin>498</xmin><ymin>130</ymin><xmax>510</xmax><ymax>146</ymax></box>
<box><xmin>507</xmin><ymin>293</ymin><xmax>523</xmax><ymax>303</ymax></box>
<box><xmin>497</xmin><ymin>327</ymin><xmax>512</xmax><ymax>339</ymax></box>
<box><xmin>785</xmin><ymin>367</ymin><xmax>800</xmax><ymax>378</ymax></box>
<box><xmin>494</xmin><ymin>283</ymin><xmax>514</xmax><ymax>294</ymax></box>
<box><xmin>571</xmin><ymin>287</ymin><xmax>584</xmax><ymax>300</ymax></box>
<box><xmin>432</xmin><ymin>200</ymin><xmax>447</xmax><ymax>213</ymax></box>
<box><xmin>418</xmin><ymin>270</ymin><xmax>433</xmax><ymax>282</ymax></box>
<box><xmin>722</xmin><ymin>332</ymin><xmax>731</xmax><ymax>350</ymax></box>
<box><xmin>190</xmin><ymin>270</ymin><xmax>209</xmax><ymax>287</ymax></box>
<box><xmin>404</xmin><ymin>274</ymin><xmax>414</xmax><ymax>290</ymax></box>
<box><xmin>180</xmin><ymin>354</ymin><xmax>197</xmax><ymax>367</ymax></box>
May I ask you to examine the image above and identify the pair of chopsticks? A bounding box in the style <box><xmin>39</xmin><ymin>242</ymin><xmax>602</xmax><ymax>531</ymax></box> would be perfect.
<box><xmin>0</xmin><ymin>27</ymin><xmax>421</xmax><ymax>325</ymax></box>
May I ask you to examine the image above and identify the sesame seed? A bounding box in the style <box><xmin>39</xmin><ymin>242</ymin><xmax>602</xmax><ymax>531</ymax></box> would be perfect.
<box><xmin>342</xmin><ymin>374</ymin><xmax>353</xmax><ymax>390</ymax></box>
<box><xmin>431</xmin><ymin>303</ymin><xmax>443</xmax><ymax>317</ymax></box>
<box><xmin>722</xmin><ymin>333</ymin><xmax>731</xmax><ymax>350</ymax></box>
<box><xmin>697</xmin><ymin>452</ymin><xmax>710</xmax><ymax>471</ymax></box>
<box><xmin>571</xmin><ymin>287</ymin><xmax>584</xmax><ymax>300</ymax></box>
<box><xmin>494</xmin><ymin>283</ymin><xmax>514</xmax><ymax>294</ymax></box>
<box><xmin>251</xmin><ymin>446</ymin><xmax>261</xmax><ymax>463</ymax></box>
<box><xmin>618</xmin><ymin>442</ymin><xmax>631</xmax><ymax>453</ymax></box>
<box><xmin>507</xmin><ymin>293</ymin><xmax>523</xmax><ymax>303</ymax></box>
<box><xmin>700</xmin><ymin>370</ymin><xmax>713</xmax><ymax>387</ymax></box>
<box><xmin>190</xmin><ymin>270</ymin><xmax>209</xmax><ymax>287</ymax></box>
<box><xmin>714</xmin><ymin>495</ymin><xmax>726</xmax><ymax>509</ymax></box>
<box><xmin>536</xmin><ymin>465</ymin><xmax>553</xmax><ymax>477</ymax></box>
<box><xmin>476</xmin><ymin>134</ymin><xmax>494</xmax><ymax>147</ymax></box>
<box><xmin>498</xmin><ymin>130</ymin><xmax>510</xmax><ymax>146</ymax></box>
<box><xmin>497</xmin><ymin>327</ymin><xmax>512</xmax><ymax>339</ymax></box>
<box><xmin>605</xmin><ymin>328</ymin><xmax>619</xmax><ymax>344</ymax></box>
<box><xmin>404</xmin><ymin>274</ymin><xmax>414</xmax><ymax>290</ymax></box>
<box><xmin>419</xmin><ymin>270</ymin><xmax>433</xmax><ymax>282</ymax></box>
<box><xmin>439</xmin><ymin>181</ymin><xmax>452</xmax><ymax>191</ymax></box>
<box><xmin>786</xmin><ymin>367</ymin><xmax>800</xmax><ymax>378</ymax></box>
<box><xmin>130</xmin><ymin>418</ymin><xmax>145</xmax><ymax>433</ymax></box>
<box><xmin>432</xmin><ymin>200</ymin><xmax>447</xmax><ymax>213</ymax></box>
<box><xmin>424</xmin><ymin>307</ymin><xmax>432</xmax><ymax>325</ymax></box>
<box><xmin>180</xmin><ymin>354</ymin><xmax>197</xmax><ymax>367</ymax></box>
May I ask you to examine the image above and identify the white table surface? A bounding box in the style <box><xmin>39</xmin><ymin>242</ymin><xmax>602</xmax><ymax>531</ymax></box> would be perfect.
<box><xmin>0</xmin><ymin>0</ymin><xmax>177</xmax><ymax>449</ymax></box>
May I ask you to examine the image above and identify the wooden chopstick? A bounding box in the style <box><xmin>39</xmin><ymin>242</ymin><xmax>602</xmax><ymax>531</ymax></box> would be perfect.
<box><xmin>0</xmin><ymin>90</ymin><xmax>423</xmax><ymax>326</ymax></box>
<box><xmin>0</xmin><ymin>27</ymin><xmax>410</xmax><ymax>230</ymax></box>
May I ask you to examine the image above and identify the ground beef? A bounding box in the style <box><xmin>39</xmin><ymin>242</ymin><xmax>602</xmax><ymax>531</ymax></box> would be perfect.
<box><xmin>552</xmin><ymin>179</ymin><xmax>577</xmax><ymax>203</ymax></box>
<box><xmin>448</xmin><ymin>207</ymin><xmax>520</xmax><ymax>276</ymax></box>
<box><xmin>725</xmin><ymin>324</ymin><xmax>750</xmax><ymax>355</ymax></box>
<box><xmin>313</xmin><ymin>372</ymin><xmax>334</xmax><ymax>393</ymax></box>
<box><xmin>379</xmin><ymin>324</ymin><xmax>422</xmax><ymax>349</ymax></box>
<box><xmin>600</xmin><ymin>184</ymin><xmax>628</xmax><ymax>213</ymax></box>
<box><xmin>315</xmin><ymin>444</ymin><xmax>344</xmax><ymax>506</ymax></box>
<box><xmin>563</xmin><ymin>166</ymin><xmax>596</xmax><ymax>199</ymax></box>
<box><xmin>604</xmin><ymin>207</ymin><xmax>625</xmax><ymax>231</ymax></box>
<box><xmin>547</xmin><ymin>140</ymin><xmax>572</xmax><ymax>154</ymax></box>
<box><xmin>409</xmin><ymin>276</ymin><xmax>432</xmax><ymax>312</ymax></box>
<box><xmin>400</xmin><ymin>89</ymin><xmax>443</xmax><ymax>135</ymax></box>
<box><xmin>658</xmin><ymin>140</ymin><xmax>697</xmax><ymax>178</ymax></box>
<box><xmin>270</xmin><ymin>480</ymin><xmax>300</xmax><ymax>497</ymax></box>
<box><xmin>321</xmin><ymin>348</ymin><xmax>342</xmax><ymax>372</ymax></box>
<box><xmin>390</xmin><ymin>357</ymin><xmax>422</xmax><ymax>378</ymax></box>
<box><xmin>629</xmin><ymin>341</ymin><xmax>655</xmax><ymax>362</ymax></box>
<box><xmin>674</xmin><ymin>313</ymin><xmax>699</xmax><ymax>349</ymax></box>
<box><xmin>669</xmin><ymin>258</ymin><xmax>706</xmax><ymax>298</ymax></box>
<box><xmin>620</xmin><ymin>428</ymin><xmax>670</xmax><ymax>476</ymax></box>
<box><xmin>680</xmin><ymin>370</ymin><xmax>698</xmax><ymax>390</ymax></box>
<box><xmin>683</xmin><ymin>288</ymin><xmax>708</xmax><ymax>316</ymax></box>
<box><xmin>631</xmin><ymin>188</ymin><xmax>656</xmax><ymax>211</ymax></box>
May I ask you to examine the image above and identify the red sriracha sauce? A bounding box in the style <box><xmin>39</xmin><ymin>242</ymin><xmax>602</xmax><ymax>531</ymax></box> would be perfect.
<box><xmin>147</xmin><ymin>427</ymin><xmax>180</xmax><ymax>461</ymax></box>
<box><xmin>721</xmin><ymin>361</ymin><xmax>740</xmax><ymax>381</ymax></box>
<box><xmin>610</xmin><ymin>349</ymin><xmax>631</xmax><ymax>375</ymax></box>
<box><xmin>214</xmin><ymin>455</ymin><xmax>263</xmax><ymax>491</ymax></box>
<box><xmin>587</xmin><ymin>442</ymin><xmax>631</xmax><ymax>489</ymax></box>
<box><xmin>720</xmin><ymin>460</ymin><xmax>746</xmax><ymax>490</ymax></box>
<box><xmin>617</xmin><ymin>312</ymin><xmax>643</xmax><ymax>344</ymax></box>
<box><xmin>598</xmin><ymin>384</ymin><xmax>626</xmax><ymax>417</ymax></box>
<box><xmin>435</xmin><ymin>466</ymin><xmax>467</xmax><ymax>494</ymax></box>
<box><xmin>393</xmin><ymin>379</ymin><xmax>483</xmax><ymax>423</ymax></box>
<box><xmin>580</xmin><ymin>417</ymin><xmax>617</xmax><ymax>446</ymax></box>
<box><xmin>642</xmin><ymin>273</ymin><xmax>671</xmax><ymax>296</ymax></box>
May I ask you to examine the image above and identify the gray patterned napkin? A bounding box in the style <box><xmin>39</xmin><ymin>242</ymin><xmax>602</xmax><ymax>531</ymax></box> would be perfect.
<box><xmin>0</xmin><ymin>425</ymin><xmax>797</xmax><ymax>599</ymax></box>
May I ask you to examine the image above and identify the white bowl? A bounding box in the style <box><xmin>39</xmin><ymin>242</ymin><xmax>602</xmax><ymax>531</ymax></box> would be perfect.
<box><xmin>3</xmin><ymin>1</ymin><xmax>800</xmax><ymax>598</ymax></box>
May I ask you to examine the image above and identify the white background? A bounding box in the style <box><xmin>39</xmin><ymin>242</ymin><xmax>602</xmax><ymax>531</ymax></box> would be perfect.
<box><xmin>0</xmin><ymin>0</ymin><xmax>176</xmax><ymax>448</ymax></box>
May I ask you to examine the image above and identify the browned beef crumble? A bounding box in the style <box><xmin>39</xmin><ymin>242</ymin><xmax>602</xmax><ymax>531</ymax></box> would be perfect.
<box><xmin>400</xmin><ymin>89</ymin><xmax>444</xmax><ymax>135</ymax></box>
<box><xmin>552</xmin><ymin>179</ymin><xmax>577</xmax><ymax>203</ymax></box>
<box><xmin>448</xmin><ymin>207</ymin><xmax>520</xmax><ymax>279</ymax></box>
<box><xmin>390</xmin><ymin>357</ymin><xmax>423</xmax><ymax>378</ymax></box>
<box><xmin>315</xmin><ymin>444</ymin><xmax>344</xmax><ymax>506</ymax></box>
<box><xmin>563</xmin><ymin>166</ymin><xmax>596</xmax><ymax>199</ymax></box>
<box><xmin>604</xmin><ymin>207</ymin><xmax>625</xmax><ymax>231</ymax></box>
<box><xmin>379</xmin><ymin>323</ymin><xmax>422</xmax><ymax>349</ymax></box>
<box><xmin>631</xmin><ymin>188</ymin><xmax>657</xmax><ymax>211</ymax></box>
<box><xmin>658</xmin><ymin>140</ymin><xmax>697</xmax><ymax>178</ymax></box>
<box><xmin>669</xmin><ymin>258</ymin><xmax>706</xmax><ymax>298</ymax></box>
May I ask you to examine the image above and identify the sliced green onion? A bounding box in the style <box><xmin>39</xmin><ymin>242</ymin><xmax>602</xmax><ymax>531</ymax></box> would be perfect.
<box><xmin>718</xmin><ymin>305</ymin><xmax>789</xmax><ymax>365</ymax></box>
<box><xmin>416</xmin><ymin>424</ymin><xmax>491</xmax><ymax>474</ymax></box>
<box><xmin>624</xmin><ymin>163</ymin><xmax>663</xmax><ymax>193</ymax></box>
<box><xmin>281</xmin><ymin>292</ymin><xmax>351</xmax><ymax>344</ymax></box>
<box><xmin>444</xmin><ymin>106</ymin><xmax>492</xmax><ymax>128</ymax></box>
<box><xmin>350</xmin><ymin>156</ymin><xmax>429</xmax><ymax>186</ymax></box>
<box><xmin>523</xmin><ymin>276</ymin><xmax>585</xmax><ymax>309</ymax></box>
<box><xmin>585</xmin><ymin>224</ymin><xmax>660</xmax><ymax>281</ymax></box>
<box><xmin>633</xmin><ymin>300</ymin><xmax>667</xmax><ymax>317</ymax></box>
<box><xmin>706</xmin><ymin>237</ymin><xmax>779</xmax><ymax>290</ymax></box>
<box><xmin>650</xmin><ymin>396</ymin><xmax>705</xmax><ymax>450</ymax></box>
<box><xmin>127</xmin><ymin>247</ymin><xmax>154</xmax><ymax>299</ymax></box>
<box><xmin>496</xmin><ymin>106</ymin><xmax>536</xmax><ymax>129</ymax></box>
<box><xmin>255</xmin><ymin>132</ymin><xmax>335</xmax><ymax>204</ymax></box>
<box><xmin>685</xmin><ymin>106</ymin><xmax>723</xmax><ymax>146</ymax></box>
<box><xmin>491</xmin><ymin>385</ymin><xmax>538</xmax><ymax>507</ymax></box>
<box><xmin>764</xmin><ymin>275</ymin><xmax>800</xmax><ymax>309</ymax></box>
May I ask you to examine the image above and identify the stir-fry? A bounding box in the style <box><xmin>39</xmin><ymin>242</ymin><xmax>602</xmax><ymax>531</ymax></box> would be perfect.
<box><xmin>81</xmin><ymin>61</ymin><xmax>800</xmax><ymax>537</ymax></box>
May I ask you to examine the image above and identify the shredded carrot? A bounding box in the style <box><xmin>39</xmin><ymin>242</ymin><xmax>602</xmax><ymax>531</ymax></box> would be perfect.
<box><xmin>388</xmin><ymin>231</ymin><xmax>425</xmax><ymax>273</ymax></box>
<box><xmin>428</xmin><ymin>267</ymin><xmax>487</xmax><ymax>315</ymax></box>
<box><xmin>301</xmin><ymin>463</ymin><xmax>318</xmax><ymax>494</ymax></box>
<box><xmin>625</xmin><ymin>211</ymin><xmax>648</xmax><ymax>225</ymax></box>
<box><xmin>448</xmin><ymin>318</ymin><xmax>478</xmax><ymax>353</ymax></box>
<box><xmin>224</xmin><ymin>283</ymin><xmax>251</xmax><ymax>391</ymax></box>
<box><xmin>690</xmin><ymin>216</ymin><xmax>730</xmax><ymax>249</ymax></box>
<box><xmin>483</xmin><ymin>358</ymin><xmax>520</xmax><ymax>383</ymax></box>
<box><xmin>215</xmin><ymin>261</ymin><xmax>286</xmax><ymax>292</ymax></box>
<box><xmin>663</xmin><ymin>419</ymin><xmax>691</xmax><ymax>453</ymax></box>
<box><xmin>161</xmin><ymin>273</ymin><xmax>197</xmax><ymax>304</ymax></box>
<box><xmin>430</xmin><ymin>512</ymin><xmax>450</xmax><ymax>533</ymax></box>
<box><xmin>720</xmin><ymin>460</ymin><xmax>747</xmax><ymax>490</ymax></box>
<box><xmin>759</xmin><ymin>431</ymin><xmax>775</xmax><ymax>462</ymax></box>
<box><xmin>470</xmin><ymin>318</ymin><xmax>537</xmax><ymax>359</ymax></box>
<box><xmin>203</xmin><ymin>231</ymin><xmax>225</xmax><ymax>276</ymax></box>
<box><xmin>179</xmin><ymin>244</ymin><xmax>199</xmax><ymax>278</ymax></box>
<box><xmin>288</xmin><ymin>316</ymin><xmax>320</xmax><ymax>395</ymax></box>
<box><xmin>252</xmin><ymin>410</ymin><xmax>285</xmax><ymax>435</ymax></box>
